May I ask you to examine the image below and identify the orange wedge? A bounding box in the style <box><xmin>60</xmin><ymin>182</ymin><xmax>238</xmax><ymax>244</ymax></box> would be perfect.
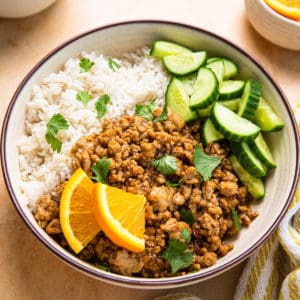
<box><xmin>60</xmin><ymin>168</ymin><xmax>101</xmax><ymax>254</ymax></box>
<box><xmin>93</xmin><ymin>183</ymin><xmax>146</xmax><ymax>252</ymax></box>
<box><xmin>264</xmin><ymin>0</ymin><xmax>300</xmax><ymax>21</ymax></box>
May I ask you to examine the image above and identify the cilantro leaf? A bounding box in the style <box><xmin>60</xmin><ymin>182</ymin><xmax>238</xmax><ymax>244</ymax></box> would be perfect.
<box><xmin>193</xmin><ymin>144</ymin><xmax>221</xmax><ymax>181</ymax></box>
<box><xmin>180</xmin><ymin>209</ymin><xmax>195</xmax><ymax>226</ymax></box>
<box><xmin>166</xmin><ymin>178</ymin><xmax>184</xmax><ymax>187</ymax></box>
<box><xmin>135</xmin><ymin>99</ymin><xmax>156</xmax><ymax>121</ymax></box>
<box><xmin>95</xmin><ymin>95</ymin><xmax>110</xmax><ymax>119</ymax></box>
<box><xmin>108</xmin><ymin>57</ymin><xmax>121</xmax><ymax>71</ymax></box>
<box><xmin>79</xmin><ymin>57</ymin><xmax>95</xmax><ymax>73</ymax></box>
<box><xmin>151</xmin><ymin>155</ymin><xmax>177</xmax><ymax>175</ymax></box>
<box><xmin>181</xmin><ymin>228</ymin><xmax>191</xmax><ymax>243</ymax></box>
<box><xmin>45</xmin><ymin>132</ymin><xmax>62</xmax><ymax>153</ymax></box>
<box><xmin>76</xmin><ymin>90</ymin><xmax>92</xmax><ymax>104</ymax></box>
<box><xmin>45</xmin><ymin>114</ymin><xmax>69</xmax><ymax>152</ymax></box>
<box><xmin>91</xmin><ymin>157</ymin><xmax>110</xmax><ymax>184</ymax></box>
<box><xmin>153</xmin><ymin>104</ymin><xmax>168</xmax><ymax>124</ymax></box>
<box><xmin>162</xmin><ymin>239</ymin><xmax>193</xmax><ymax>274</ymax></box>
<box><xmin>232</xmin><ymin>208</ymin><xmax>242</xmax><ymax>231</ymax></box>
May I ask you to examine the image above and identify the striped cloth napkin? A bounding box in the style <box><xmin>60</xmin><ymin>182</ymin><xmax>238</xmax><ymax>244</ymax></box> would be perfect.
<box><xmin>234</xmin><ymin>104</ymin><xmax>300</xmax><ymax>300</ymax></box>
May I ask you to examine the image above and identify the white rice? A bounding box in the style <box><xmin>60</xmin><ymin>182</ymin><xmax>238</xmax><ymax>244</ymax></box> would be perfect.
<box><xmin>18</xmin><ymin>47</ymin><xmax>170</xmax><ymax>210</ymax></box>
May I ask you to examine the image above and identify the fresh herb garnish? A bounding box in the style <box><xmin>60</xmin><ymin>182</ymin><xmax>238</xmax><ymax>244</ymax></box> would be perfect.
<box><xmin>76</xmin><ymin>90</ymin><xmax>92</xmax><ymax>104</ymax></box>
<box><xmin>151</xmin><ymin>155</ymin><xmax>177</xmax><ymax>175</ymax></box>
<box><xmin>108</xmin><ymin>57</ymin><xmax>121</xmax><ymax>71</ymax></box>
<box><xmin>180</xmin><ymin>209</ymin><xmax>195</xmax><ymax>226</ymax></box>
<box><xmin>162</xmin><ymin>229</ymin><xmax>193</xmax><ymax>273</ymax></box>
<box><xmin>45</xmin><ymin>113</ymin><xmax>69</xmax><ymax>153</ymax></box>
<box><xmin>166</xmin><ymin>178</ymin><xmax>184</xmax><ymax>187</ymax></box>
<box><xmin>193</xmin><ymin>144</ymin><xmax>221</xmax><ymax>181</ymax></box>
<box><xmin>95</xmin><ymin>263</ymin><xmax>110</xmax><ymax>272</ymax></box>
<box><xmin>91</xmin><ymin>157</ymin><xmax>110</xmax><ymax>184</ymax></box>
<box><xmin>153</xmin><ymin>104</ymin><xmax>168</xmax><ymax>124</ymax></box>
<box><xmin>135</xmin><ymin>99</ymin><xmax>168</xmax><ymax>123</ymax></box>
<box><xmin>135</xmin><ymin>99</ymin><xmax>156</xmax><ymax>121</ymax></box>
<box><xmin>232</xmin><ymin>208</ymin><xmax>242</xmax><ymax>231</ymax></box>
<box><xmin>79</xmin><ymin>57</ymin><xmax>95</xmax><ymax>73</ymax></box>
<box><xmin>181</xmin><ymin>227</ymin><xmax>191</xmax><ymax>243</ymax></box>
<box><xmin>95</xmin><ymin>94</ymin><xmax>110</xmax><ymax>119</ymax></box>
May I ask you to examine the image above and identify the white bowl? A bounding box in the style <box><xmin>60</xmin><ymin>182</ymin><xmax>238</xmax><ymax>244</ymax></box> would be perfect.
<box><xmin>245</xmin><ymin>0</ymin><xmax>300</xmax><ymax>51</ymax></box>
<box><xmin>1</xmin><ymin>21</ymin><xmax>299</xmax><ymax>289</ymax></box>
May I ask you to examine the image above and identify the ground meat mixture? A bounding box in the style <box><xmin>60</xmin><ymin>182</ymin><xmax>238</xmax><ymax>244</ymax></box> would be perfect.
<box><xmin>34</xmin><ymin>110</ymin><xmax>258</xmax><ymax>277</ymax></box>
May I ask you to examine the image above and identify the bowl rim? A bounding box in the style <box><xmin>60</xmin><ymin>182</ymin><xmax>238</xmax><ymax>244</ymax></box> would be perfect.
<box><xmin>256</xmin><ymin>0</ymin><xmax>300</xmax><ymax>26</ymax></box>
<box><xmin>1</xmin><ymin>19</ymin><xmax>300</xmax><ymax>288</ymax></box>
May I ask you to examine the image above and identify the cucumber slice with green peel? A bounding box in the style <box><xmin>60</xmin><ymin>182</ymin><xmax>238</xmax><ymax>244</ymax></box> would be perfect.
<box><xmin>229</xmin><ymin>155</ymin><xmax>265</xmax><ymax>200</ymax></box>
<box><xmin>207</xmin><ymin>57</ymin><xmax>238</xmax><ymax>79</ymax></box>
<box><xmin>189</xmin><ymin>67</ymin><xmax>219</xmax><ymax>110</ymax></box>
<box><xmin>219</xmin><ymin>80</ymin><xmax>245</xmax><ymax>100</ymax></box>
<box><xmin>211</xmin><ymin>102</ymin><xmax>260</xmax><ymax>142</ymax></box>
<box><xmin>254</xmin><ymin>97</ymin><xmax>284</xmax><ymax>132</ymax></box>
<box><xmin>202</xmin><ymin>118</ymin><xmax>224</xmax><ymax>144</ymax></box>
<box><xmin>150</xmin><ymin>40</ymin><xmax>192</xmax><ymax>58</ymax></box>
<box><xmin>231</xmin><ymin>142</ymin><xmax>268</xmax><ymax>178</ymax></box>
<box><xmin>238</xmin><ymin>79</ymin><xmax>262</xmax><ymax>120</ymax></box>
<box><xmin>249</xmin><ymin>133</ymin><xmax>277</xmax><ymax>169</ymax></box>
<box><xmin>163</xmin><ymin>52</ymin><xmax>207</xmax><ymax>76</ymax></box>
<box><xmin>206</xmin><ymin>59</ymin><xmax>225</xmax><ymax>84</ymax></box>
<box><xmin>166</xmin><ymin>78</ymin><xmax>197</xmax><ymax>122</ymax></box>
<box><xmin>197</xmin><ymin>98</ymin><xmax>241</xmax><ymax>118</ymax></box>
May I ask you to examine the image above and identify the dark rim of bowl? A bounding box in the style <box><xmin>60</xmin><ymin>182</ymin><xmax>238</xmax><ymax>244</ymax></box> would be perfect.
<box><xmin>1</xmin><ymin>20</ymin><xmax>300</xmax><ymax>288</ymax></box>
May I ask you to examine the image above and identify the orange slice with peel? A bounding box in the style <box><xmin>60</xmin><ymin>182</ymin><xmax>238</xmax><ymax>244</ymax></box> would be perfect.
<box><xmin>93</xmin><ymin>183</ymin><xmax>146</xmax><ymax>253</ymax></box>
<box><xmin>60</xmin><ymin>168</ymin><xmax>101</xmax><ymax>254</ymax></box>
<box><xmin>264</xmin><ymin>0</ymin><xmax>300</xmax><ymax>21</ymax></box>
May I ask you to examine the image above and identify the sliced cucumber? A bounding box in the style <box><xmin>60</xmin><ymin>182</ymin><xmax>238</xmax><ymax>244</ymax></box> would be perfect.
<box><xmin>207</xmin><ymin>57</ymin><xmax>238</xmax><ymax>79</ymax></box>
<box><xmin>249</xmin><ymin>133</ymin><xmax>276</xmax><ymax>169</ymax></box>
<box><xmin>229</xmin><ymin>155</ymin><xmax>265</xmax><ymax>200</ymax></box>
<box><xmin>201</xmin><ymin>118</ymin><xmax>224</xmax><ymax>144</ymax></box>
<box><xmin>206</xmin><ymin>59</ymin><xmax>224</xmax><ymax>84</ymax></box>
<box><xmin>219</xmin><ymin>80</ymin><xmax>245</xmax><ymax>100</ymax></box>
<box><xmin>197</xmin><ymin>98</ymin><xmax>241</xmax><ymax>118</ymax></box>
<box><xmin>220</xmin><ymin>98</ymin><xmax>241</xmax><ymax>111</ymax></box>
<box><xmin>150</xmin><ymin>40</ymin><xmax>192</xmax><ymax>58</ymax></box>
<box><xmin>179</xmin><ymin>73</ymin><xmax>197</xmax><ymax>96</ymax></box>
<box><xmin>211</xmin><ymin>102</ymin><xmax>260</xmax><ymax>142</ymax></box>
<box><xmin>231</xmin><ymin>142</ymin><xmax>268</xmax><ymax>178</ymax></box>
<box><xmin>189</xmin><ymin>67</ymin><xmax>219</xmax><ymax>110</ymax></box>
<box><xmin>238</xmin><ymin>79</ymin><xmax>262</xmax><ymax>120</ymax></box>
<box><xmin>166</xmin><ymin>78</ymin><xmax>197</xmax><ymax>122</ymax></box>
<box><xmin>254</xmin><ymin>97</ymin><xmax>284</xmax><ymax>132</ymax></box>
<box><xmin>163</xmin><ymin>51</ymin><xmax>207</xmax><ymax>76</ymax></box>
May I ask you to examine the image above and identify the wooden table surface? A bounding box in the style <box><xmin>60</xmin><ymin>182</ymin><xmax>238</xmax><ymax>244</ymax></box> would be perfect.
<box><xmin>0</xmin><ymin>1</ymin><xmax>299</xmax><ymax>299</ymax></box>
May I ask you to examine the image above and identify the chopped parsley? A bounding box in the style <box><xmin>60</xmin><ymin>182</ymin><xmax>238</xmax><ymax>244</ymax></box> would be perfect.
<box><xmin>232</xmin><ymin>208</ymin><xmax>242</xmax><ymax>231</ymax></box>
<box><xmin>151</xmin><ymin>155</ymin><xmax>177</xmax><ymax>175</ymax></box>
<box><xmin>108</xmin><ymin>57</ymin><xmax>121</xmax><ymax>71</ymax></box>
<box><xmin>166</xmin><ymin>178</ymin><xmax>184</xmax><ymax>187</ymax></box>
<box><xmin>95</xmin><ymin>94</ymin><xmax>110</xmax><ymax>119</ymax></box>
<box><xmin>45</xmin><ymin>113</ymin><xmax>69</xmax><ymax>153</ymax></box>
<box><xmin>162</xmin><ymin>229</ymin><xmax>193</xmax><ymax>273</ymax></box>
<box><xmin>135</xmin><ymin>98</ymin><xmax>167</xmax><ymax>123</ymax></box>
<box><xmin>76</xmin><ymin>90</ymin><xmax>92</xmax><ymax>104</ymax></box>
<box><xmin>91</xmin><ymin>157</ymin><xmax>110</xmax><ymax>184</ymax></box>
<box><xmin>180</xmin><ymin>209</ymin><xmax>195</xmax><ymax>226</ymax></box>
<box><xmin>193</xmin><ymin>144</ymin><xmax>221</xmax><ymax>181</ymax></box>
<box><xmin>79</xmin><ymin>57</ymin><xmax>95</xmax><ymax>73</ymax></box>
